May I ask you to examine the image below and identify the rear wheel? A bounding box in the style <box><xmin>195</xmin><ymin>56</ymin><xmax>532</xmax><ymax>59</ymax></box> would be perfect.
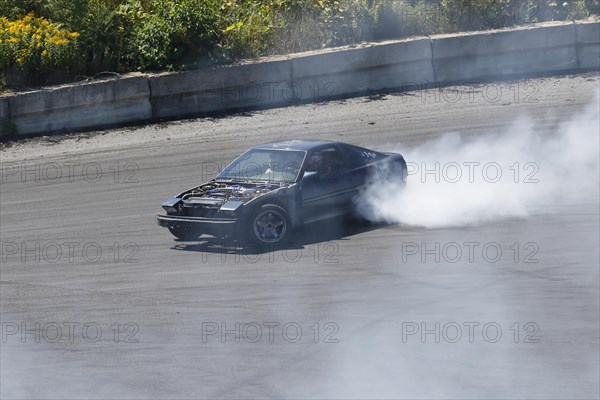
<box><xmin>247</xmin><ymin>204</ymin><xmax>291</xmax><ymax>247</ymax></box>
<box><xmin>388</xmin><ymin>159</ymin><xmax>407</xmax><ymax>184</ymax></box>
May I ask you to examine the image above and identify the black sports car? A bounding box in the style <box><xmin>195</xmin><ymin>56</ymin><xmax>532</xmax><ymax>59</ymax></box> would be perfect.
<box><xmin>157</xmin><ymin>140</ymin><xmax>407</xmax><ymax>245</ymax></box>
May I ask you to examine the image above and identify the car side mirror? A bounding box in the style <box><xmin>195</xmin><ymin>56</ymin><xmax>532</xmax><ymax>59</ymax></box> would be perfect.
<box><xmin>301</xmin><ymin>170</ymin><xmax>318</xmax><ymax>183</ymax></box>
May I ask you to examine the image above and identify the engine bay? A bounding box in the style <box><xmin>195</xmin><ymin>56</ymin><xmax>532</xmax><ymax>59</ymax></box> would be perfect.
<box><xmin>182</xmin><ymin>181</ymin><xmax>282</xmax><ymax>205</ymax></box>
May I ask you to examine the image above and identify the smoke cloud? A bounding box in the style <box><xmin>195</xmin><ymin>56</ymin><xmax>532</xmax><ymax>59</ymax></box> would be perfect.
<box><xmin>356</xmin><ymin>98</ymin><xmax>600</xmax><ymax>228</ymax></box>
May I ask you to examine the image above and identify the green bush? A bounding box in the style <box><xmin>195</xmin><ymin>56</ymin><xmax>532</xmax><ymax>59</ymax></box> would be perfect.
<box><xmin>217</xmin><ymin>0</ymin><xmax>347</xmax><ymax>57</ymax></box>
<box><xmin>373</xmin><ymin>0</ymin><xmax>444</xmax><ymax>39</ymax></box>
<box><xmin>121</xmin><ymin>0</ymin><xmax>220</xmax><ymax>70</ymax></box>
<box><xmin>586</xmin><ymin>0</ymin><xmax>600</xmax><ymax>14</ymax></box>
<box><xmin>219</xmin><ymin>1</ymin><xmax>279</xmax><ymax>58</ymax></box>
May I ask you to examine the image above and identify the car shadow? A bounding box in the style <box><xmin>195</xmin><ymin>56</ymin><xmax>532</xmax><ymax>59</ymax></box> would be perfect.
<box><xmin>294</xmin><ymin>216</ymin><xmax>388</xmax><ymax>245</ymax></box>
<box><xmin>170</xmin><ymin>216</ymin><xmax>388</xmax><ymax>255</ymax></box>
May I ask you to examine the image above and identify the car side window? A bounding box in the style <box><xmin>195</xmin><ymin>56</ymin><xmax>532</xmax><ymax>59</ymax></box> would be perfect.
<box><xmin>306</xmin><ymin>146</ymin><xmax>349</xmax><ymax>175</ymax></box>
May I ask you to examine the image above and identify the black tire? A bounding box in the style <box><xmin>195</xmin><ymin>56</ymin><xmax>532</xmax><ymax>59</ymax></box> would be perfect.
<box><xmin>168</xmin><ymin>227</ymin><xmax>198</xmax><ymax>241</ymax></box>
<box><xmin>399</xmin><ymin>158</ymin><xmax>407</xmax><ymax>184</ymax></box>
<box><xmin>246</xmin><ymin>204</ymin><xmax>291</xmax><ymax>247</ymax></box>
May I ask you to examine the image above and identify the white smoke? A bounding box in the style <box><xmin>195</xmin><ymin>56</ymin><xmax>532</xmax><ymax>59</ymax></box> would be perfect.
<box><xmin>357</xmin><ymin>98</ymin><xmax>600</xmax><ymax>228</ymax></box>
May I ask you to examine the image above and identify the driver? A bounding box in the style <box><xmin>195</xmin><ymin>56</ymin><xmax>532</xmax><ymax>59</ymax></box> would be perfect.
<box><xmin>264</xmin><ymin>151</ymin><xmax>299</xmax><ymax>179</ymax></box>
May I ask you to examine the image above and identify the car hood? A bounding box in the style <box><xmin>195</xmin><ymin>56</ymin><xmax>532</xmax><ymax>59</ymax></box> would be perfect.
<box><xmin>181</xmin><ymin>181</ymin><xmax>283</xmax><ymax>208</ymax></box>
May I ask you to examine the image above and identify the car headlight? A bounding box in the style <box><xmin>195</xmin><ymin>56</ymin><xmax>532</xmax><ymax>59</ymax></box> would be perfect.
<box><xmin>161</xmin><ymin>197</ymin><xmax>182</xmax><ymax>213</ymax></box>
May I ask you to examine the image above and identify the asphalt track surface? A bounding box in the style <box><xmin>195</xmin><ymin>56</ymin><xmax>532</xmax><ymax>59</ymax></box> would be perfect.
<box><xmin>1</xmin><ymin>73</ymin><xmax>599</xmax><ymax>399</ymax></box>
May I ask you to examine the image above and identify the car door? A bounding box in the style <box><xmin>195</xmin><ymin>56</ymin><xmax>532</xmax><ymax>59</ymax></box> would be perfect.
<box><xmin>300</xmin><ymin>145</ymin><xmax>359</xmax><ymax>223</ymax></box>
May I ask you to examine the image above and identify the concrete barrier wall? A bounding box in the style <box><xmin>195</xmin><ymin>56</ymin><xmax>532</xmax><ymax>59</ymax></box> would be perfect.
<box><xmin>431</xmin><ymin>22</ymin><xmax>579</xmax><ymax>82</ymax></box>
<box><xmin>4</xmin><ymin>75</ymin><xmax>151</xmax><ymax>135</ymax></box>
<box><xmin>1</xmin><ymin>20</ymin><xmax>598</xmax><ymax>137</ymax></box>
<box><xmin>0</xmin><ymin>97</ymin><xmax>8</xmax><ymax>120</ymax></box>
<box><xmin>291</xmin><ymin>37</ymin><xmax>434</xmax><ymax>101</ymax></box>
<box><xmin>576</xmin><ymin>20</ymin><xmax>600</xmax><ymax>70</ymax></box>
<box><xmin>150</xmin><ymin>59</ymin><xmax>293</xmax><ymax>119</ymax></box>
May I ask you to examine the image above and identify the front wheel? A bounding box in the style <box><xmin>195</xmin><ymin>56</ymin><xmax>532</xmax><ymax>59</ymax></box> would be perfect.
<box><xmin>247</xmin><ymin>204</ymin><xmax>291</xmax><ymax>247</ymax></box>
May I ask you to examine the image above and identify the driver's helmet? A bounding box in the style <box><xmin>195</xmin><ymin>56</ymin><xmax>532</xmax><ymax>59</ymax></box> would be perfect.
<box><xmin>306</xmin><ymin>153</ymin><xmax>321</xmax><ymax>172</ymax></box>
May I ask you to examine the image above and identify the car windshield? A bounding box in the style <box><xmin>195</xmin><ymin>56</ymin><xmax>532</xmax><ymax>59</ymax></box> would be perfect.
<box><xmin>216</xmin><ymin>149</ymin><xmax>306</xmax><ymax>182</ymax></box>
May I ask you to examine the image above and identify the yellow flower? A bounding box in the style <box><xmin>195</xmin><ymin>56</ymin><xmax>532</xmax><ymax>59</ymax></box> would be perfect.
<box><xmin>2</xmin><ymin>14</ymin><xmax>78</xmax><ymax>66</ymax></box>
